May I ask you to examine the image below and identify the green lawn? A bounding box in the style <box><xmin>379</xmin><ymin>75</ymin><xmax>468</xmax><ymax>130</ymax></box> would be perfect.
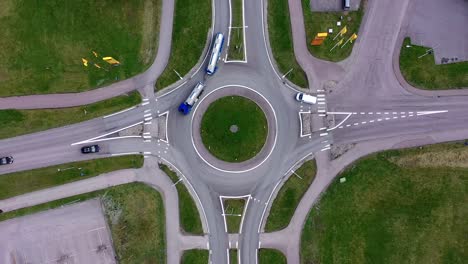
<box><xmin>0</xmin><ymin>91</ymin><xmax>141</xmax><ymax>140</ymax></box>
<box><xmin>301</xmin><ymin>142</ymin><xmax>468</xmax><ymax>264</ymax></box>
<box><xmin>0</xmin><ymin>155</ymin><xmax>143</xmax><ymax>200</ymax></box>
<box><xmin>0</xmin><ymin>0</ymin><xmax>160</xmax><ymax>96</ymax></box>
<box><xmin>399</xmin><ymin>38</ymin><xmax>468</xmax><ymax>89</ymax></box>
<box><xmin>159</xmin><ymin>163</ymin><xmax>204</xmax><ymax>234</ymax></box>
<box><xmin>258</xmin><ymin>249</ymin><xmax>287</xmax><ymax>264</ymax></box>
<box><xmin>201</xmin><ymin>96</ymin><xmax>267</xmax><ymax>162</ymax></box>
<box><xmin>230</xmin><ymin>249</ymin><xmax>238</xmax><ymax>264</ymax></box>
<box><xmin>265</xmin><ymin>160</ymin><xmax>316</xmax><ymax>232</ymax></box>
<box><xmin>301</xmin><ymin>0</ymin><xmax>364</xmax><ymax>62</ymax></box>
<box><xmin>268</xmin><ymin>0</ymin><xmax>308</xmax><ymax>87</ymax></box>
<box><xmin>227</xmin><ymin>0</ymin><xmax>244</xmax><ymax>61</ymax></box>
<box><xmin>181</xmin><ymin>250</ymin><xmax>209</xmax><ymax>264</ymax></box>
<box><xmin>223</xmin><ymin>198</ymin><xmax>246</xmax><ymax>233</ymax></box>
<box><xmin>0</xmin><ymin>183</ymin><xmax>166</xmax><ymax>263</ymax></box>
<box><xmin>155</xmin><ymin>0</ymin><xmax>211</xmax><ymax>90</ymax></box>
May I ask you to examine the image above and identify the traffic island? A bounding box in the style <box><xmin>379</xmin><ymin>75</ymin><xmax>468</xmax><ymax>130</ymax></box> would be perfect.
<box><xmin>192</xmin><ymin>85</ymin><xmax>277</xmax><ymax>172</ymax></box>
<box><xmin>201</xmin><ymin>96</ymin><xmax>267</xmax><ymax>162</ymax></box>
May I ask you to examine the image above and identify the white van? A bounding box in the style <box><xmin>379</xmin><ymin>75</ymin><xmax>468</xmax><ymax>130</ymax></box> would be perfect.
<box><xmin>295</xmin><ymin>92</ymin><xmax>317</xmax><ymax>104</ymax></box>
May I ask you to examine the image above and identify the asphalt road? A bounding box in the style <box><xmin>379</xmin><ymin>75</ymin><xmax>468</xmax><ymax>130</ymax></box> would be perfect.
<box><xmin>1</xmin><ymin>0</ymin><xmax>468</xmax><ymax>263</ymax></box>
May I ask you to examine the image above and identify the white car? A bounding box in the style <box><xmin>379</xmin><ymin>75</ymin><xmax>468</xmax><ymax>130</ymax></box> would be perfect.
<box><xmin>295</xmin><ymin>92</ymin><xmax>317</xmax><ymax>104</ymax></box>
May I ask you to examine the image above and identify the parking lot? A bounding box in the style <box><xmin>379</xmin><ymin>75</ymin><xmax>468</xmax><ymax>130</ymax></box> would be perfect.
<box><xmin>0</xmin><ymin>199</ymin><xmax>116</xmax><ymax>264</ymax></box>
<box><xmin>406</xmin><ymin>0</ymin><xmax>468</xmax><ymax>64</ymax></box>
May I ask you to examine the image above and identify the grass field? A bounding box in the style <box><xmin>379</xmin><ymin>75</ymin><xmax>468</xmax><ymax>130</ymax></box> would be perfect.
<box><xmin>181</xmin><ymin>250</ymin><xmax>209</xmax><ymax>264</ymax></box>
<box><xmin>201</xmin><ymin>96</ymin><xmax>267</xmax><ymax>162</ymax></box>
<box><xmin>227</xmin><ymin>0</ymin><xmax>245</xmax><ymax>61</ymax></box>
<box><xmin>159</xmin><ymin>163</ymin><xmax>203</xmax><ymax>234</ymax></box>
<box><xmin>301</xmin><ymin>0</ymin><xmax>364</xmax><ymax>62</ymax></box>
<box><xmin>0</xmin><ymin>155</ymin><xmax>143</xmax><ymax>200</ymax></box>
<box><xmin>258</xmin><ymin>249</ymin><xmax>287</xmax><ymax>264</ymax></box>
<box><xmin>268</xmin><ymin>0</ymin><xmax>308</xmax><ymax>87</ymax></box>
<box><xmin>399</xmin><ymin>38</ymin><xmax>468</xmax><ymax>89</ymax></box>
<box><xmin>155</xmin><ymin>0</ymin><xmax>211</xmax><ymax>90</ymax></box>
<box><xmin>230</xmin><ymin>249</ymin><xmax>238</xmax><ymax>264</ymax></box>
<box><xmin>0</xmin><ymin>0</ymin><xmax>161</xmax><ymax>96</ymax></box>
<box><xmin>0</xmin><ymin>91</ymin><xmax>141</xmax><ymax>140</ymax></box>
<box><xmin>301</xmin><ymin>142</ymin><xmax>468</xmax><ymax>264</ymax></box>
<box><xmin>265</xmin><ymin>160</ymin><xmax>316</xmax><ymax>232</ymax></box>
<box><xmin>0</xmin><ymin>183</ymin><xmax>166</xmax><ymax>263</ymax></box>
<box><xmin>223</xmin><ymin>198</ymin><xmax>246</xmax><ymax>233</ymax></box>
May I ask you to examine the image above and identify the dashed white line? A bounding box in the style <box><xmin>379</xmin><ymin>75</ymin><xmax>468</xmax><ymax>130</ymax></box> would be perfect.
<box><xmin>141</xmin><ymin>102</ymin><xmax>149</xmax><ymax>106</ymax></box>
<box><xmin>354</xmin><ymin>123</ymin><xmax>359</xmax><ymax>126</ymax></box>
<box><xmin>361</xmin><ymin>121</ymin><xmax>367</xmax><ymax>124</ymax></box>
<box><xmin>320</xmin><ymin>133</ymin><xmax>328</xmax><ymax>136</ymax></box>
<box><xmin>369</xmin><ymin>120</ymin><xmax>375</xmax><ymax>123</ymax></box>
<box><xmin>144</xmin><ymin>113</ymin><xmax>152</xmax><ymax>117</ymax></box>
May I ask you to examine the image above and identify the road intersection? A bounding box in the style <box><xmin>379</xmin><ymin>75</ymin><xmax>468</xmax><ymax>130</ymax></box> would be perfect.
<box><xmin>1</xmin><ymin>0</ymin><xmax>468</xmax><ymax>263</ymax></box>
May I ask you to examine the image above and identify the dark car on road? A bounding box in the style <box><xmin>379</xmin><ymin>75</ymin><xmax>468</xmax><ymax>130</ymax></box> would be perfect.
<box><xmin>0</xmin><ymin>156</ymin><xmax>13</xmax><ymax>165</ymax></box>
<box><xmin>81</xmin><ymin>145</ymin><xmax>100</xmax><ymax>154</ymax></box>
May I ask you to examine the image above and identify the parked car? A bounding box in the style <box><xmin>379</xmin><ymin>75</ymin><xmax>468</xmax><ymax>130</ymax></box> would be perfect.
<box><xmin>81</xmin><ymin>145</ymin><xmax>100</xmax><ymax>154</ymax></box>
<box><xmin>0</xmin><ymin>156</ymin><xmax>13</xmax><ymax>165</ymax></box>
<box><xmin>295</xmin><ymin>92</ymin><xmax>317</xmax><ymax>104</ymax></box>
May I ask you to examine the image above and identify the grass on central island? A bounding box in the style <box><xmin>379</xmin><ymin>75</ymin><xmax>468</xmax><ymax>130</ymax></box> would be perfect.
<box><xmin>0</xmin><ymin>183</ymin><xmax>166</xmax><ymax>264</ymax></box>
<box><xmin>201</xmin><ymin>96</ymin><xmax>268</xmax><ymax>162</ymax></box>
<box><xmin>159</xmin><ymin>163</ymin><xmax>204</xmax><ymax>235</ymax></box>
<box><xmin>301</xmin><ymin>0</ymin><xmax>364</xmax><ymax>62</ymax></box>
<box><xmin>0</xmin><ymin>91</ymin><xmax>141</xmax><ymax>140</ymax></box>
<box><xmin>399</xmin><ymin>38</ymin><xmax>468</xmax><ymax>89</ymax></box>
<box><xmin>265</xmin><ymin>159</ymin><xmax>316</xmax><ymax>232</ymax></box>
<box><xmin>0</xmin><ymin>0</ymin><xmax>161</xmax><ymax>96</ymax></box>
<box><xmin>301</xmin><ymin>142</ymin><xmax>468</xmax><ymax>264</ymax></box>
<box><xmin>0</xmin><ymin>155</ymin><xmax>143</xmax><ymax>200</ymax></box>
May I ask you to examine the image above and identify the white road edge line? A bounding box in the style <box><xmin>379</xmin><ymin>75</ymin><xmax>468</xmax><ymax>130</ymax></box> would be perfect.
<box><xmin>103</xmin><ymin>106</ymin><xmax>136</xmax><ymax>119</ymax></box>
<box><xmin>71</xmin><ymin>121</ymin><xmax>143</xmax><ymax>146</ymax></box>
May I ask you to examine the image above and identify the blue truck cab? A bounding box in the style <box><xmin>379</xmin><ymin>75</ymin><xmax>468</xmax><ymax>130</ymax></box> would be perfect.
<box><xmin>178</xmin><ymin>82</ymin><xmax>206</xmax><ymax>115</ymax></box>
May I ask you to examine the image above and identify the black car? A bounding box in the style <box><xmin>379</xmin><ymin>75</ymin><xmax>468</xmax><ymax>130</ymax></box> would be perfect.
<box><xmin>81</xmin><ymin>145</ymin><xmax>100</xmax><ymax>154</ymax></box>
<box><xmin>0</xmin><ymin>156</ymin><xmax>13</xmax><ymax>165</ymax></box>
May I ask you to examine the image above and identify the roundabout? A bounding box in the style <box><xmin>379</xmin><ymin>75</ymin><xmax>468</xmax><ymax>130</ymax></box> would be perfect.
<box><xmin>200</xmin><ymin>95</ymin><xmax>267</xmax><ymax>163</ymax></box>
<box><xmin>191</xmin><ymin>85</ymin><xmax>277</xmax><ymax>173</ymax></box>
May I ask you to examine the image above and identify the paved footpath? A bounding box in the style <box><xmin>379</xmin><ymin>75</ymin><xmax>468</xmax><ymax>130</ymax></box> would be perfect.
<box><xmin>0</xmin><ymin>157</ymin><xmax>208</xmax><ymax>264</ymax></box>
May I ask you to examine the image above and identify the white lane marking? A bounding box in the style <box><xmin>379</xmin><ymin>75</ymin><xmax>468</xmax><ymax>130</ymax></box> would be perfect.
<box><xmin>144</xmin><ymin>109</ymin><xmax>151</xmax><ymax>113</ymax></box>
<box><xmin>317</xmin><ymin>98</ymin><xmax>326</xmax><ymax>101</ymax></box>
<box><xmin>111</xmin><ymin>152</ymin><xmax>140</xmax><ymax>156</ymax></box>
<box><xmin>321</xmin><ymin>147</ymin><xmax>331</xmax><ymax>152</ymax></box>
<box><xmin>143</xmin><ymin>98</ymin><xmax>149</xmax><ymax>102</ymax></box>
<box><xmin>71</xmin><ymin>122</ymin><xmax>143</xmax><ymax>145</ymax></box>
<box><xmin>346</xmin><ymin>124</ymin><xmax>351</xmax><ymax>127</ymax></box>
<box><xmin>361</xmin><ymin>121</ymin><xmax>367</xmax><ymax>124</ymax></box>
<box><xmin>327</xmin><ymin>112</ymin><xmax>353</xmax><ymax>131</ymax></box>
<box><xmin>393</xmin><ymin>116</ymin><xmax>398</xmax><ymax>119</ymax></box>
<box><xmin>377</xmin><ymin>119</ymin><xmax>382</xmax><ymax>121</ymax></box>
<box><xmin>416</xmin><ymin>110</ymin><xmax>448</xmax><ymax>116</ymax></box>
<box><xmin>369</xmin><ymin>120</ymin><xmax>375</xmax><ymax>123</ymax></box>
<box><xmin>141</xmin><ymin>102</ymin><xmax>149</xmax><ymax>106</ymax></box>
<box><xmin>368</xmin><ymin>112</ymin><xmax>373</xmax><ymax>114</ymax></box>
<box><xmin>354</xmin><ymin>123</ymin><xmax>359</xmax><ymax>126</ymax></box>
<box><xmin>401</xmin><ymin>115</ymin><xmax>406</xmax><ymax>118</ymax></box>
<box><xmin>320</xmin><ymin>133</ymin><xmax>328</xmax><ymax>136</ymax></box>
<box><xmin>319</xmin><ymin>114</ymin><xmax>326</xmax><ymax>117</ymax></box>
<box><xmin>385</xmin><ymin>117</ymin><xmax>391</xmax><ymax>120</ymax></box>
<box><xmin>318</xmin><ymin>109</ymin><xmax>326</xmax><ymax>113</ymax></box>
<box><xmin>103</xmin><ymin>106</ymin><xmax>136</xmax><ymax>119</ymax></box>
<box><xmin>144</xmin><ymin>117</ymin><xmax>153</xmax><ymax>121</ymax></box>
<box><xmin>191</xmin><ymin>85</ymin><xmax>278</xmax><ymax>174</ymax></box>
<box><xmin>144</xmin><ymin>122</ymin><xmax>152</xmax><ymax>125</ymax></box>
<box><xmin>318</xmin><ymin>102</ymin><xmax>326</xmax><ymax>105</ymax></box>
<box><xmin>143</xmin><ymin>152</ymin><xmax>151</xmax><ymax>155</ymax></box>
<box><xmin>317</xmin><ymin>94</ymin><xmax>325</xmax><ymax>97</ymax></box>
